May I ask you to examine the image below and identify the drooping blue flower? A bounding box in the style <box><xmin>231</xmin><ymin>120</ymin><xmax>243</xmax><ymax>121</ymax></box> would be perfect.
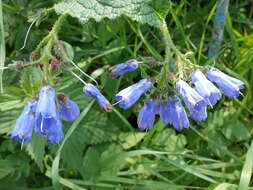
<box><xmin>83</xmin><ymin>83</ymin><xmax>112</xmax><ymax>112</ymax></box>
<box><xmin>153</xmin><ymin>102</ymin><xmax>160</xmax><ymax>115</ymax></box>
<box><xmin>207</xmin><ymin>68</ymin><xmax>244</xmax><ymax>99</ymax></box>
<box><xmin>192</xmin><ymin>70</ymin><xmax>222</xmax><ymax>106</ymax></box>
<box><xmin>168</xmin><ymin>97</ymin><xmax>189</xmax><ymax>131</ymax></box>
<box><xmin>11</xmin><ymin>100</ymin><xmax>37</xmax><ymax>143</ymax></box>
<box><xmin>176</xmin><ymin>80</ymin><xmax>207</xmax><ymax>122</ymax></box>
<box><xmin>137</xmin><ymin>100</ymin><xmax>156</xmax><ymax>130</ymax></box>
<box><xmin>35</xmin><ymin>85</ymin><xmax>57</xmax><ymax>134</ymax></box>
<box><xmin>59</xmin><ymin>95</ymin><xmax>80</xmax><ymax>122</ymax></box>
<box><xmin>108</xmin><ymin>59</ymin><xmax>139</xmax><ymax>78</ymax></box>
<box><xmin>45</xmin><ymin>115</ymin><xmax>64</xmax><ymax>144</ymax></box>
<box><xmin>159</xmin><ymin>101</ymin><xmax>172</xmax><ymax>125</ymax></box>
<box><xmin>189</xmin><ymin>104</ymin><xmax>207</xmax><ymax>123</ymax></box>
<box><xmin>115</xmin><ymin>78</ymin><xmax>152</xmax><ymax>109</ymax></box>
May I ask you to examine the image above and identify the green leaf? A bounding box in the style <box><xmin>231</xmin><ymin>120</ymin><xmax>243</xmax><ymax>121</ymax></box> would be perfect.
<box><xmin>120</xmin><ymin>132</ymin><xmax>145</xmax><ymax>149</ymax></box>
<box><xmin>60</xmin><ymin>106</ymin><xmax>119</xmax><ymax>173</ymax></box>
<box><xmin>58</xmin><ymin>40</ymin><xmax>74</xmax><ymax>60</ymax></box>
<box><xmin>21</xmin><ymin>67</ymin><xmax>43</xmax><ymax>96</ymax></box>
<box><xmin>222</xmin><ymin>120</ymin><xmax>250</xmax><ymax>141</ymax></box>
<box><xmin>149</xmin><ymin>0</ymin><xmax>170</xmax><ymax>19</ymax></box>
<box><xmin>151</xmin><ymin>128</ymin><xmax>187</xmax><ymax>152</ymax></box>
<box><xmin>206</xmin><ymin>130</ymin><xmax>229</xmax><ymax>158</ymax></box>
<box><xmin>0</xmin><ymin>160</ymin><xmax>13</xmax><ymax>179</ymax></box>
<box><xmin>26</xmin><ymin>134</ymin><xmax>46</xmax><ymax>171</ymax></box>
<box><xmin>54</xmin><ymin>0</ymin><xmax>162</xmax><ymax>27</ymax></box>
<box><xmin>82</xmin><ymin>143</ymin><xmax>123</xmax><ymax>180</ymax></box>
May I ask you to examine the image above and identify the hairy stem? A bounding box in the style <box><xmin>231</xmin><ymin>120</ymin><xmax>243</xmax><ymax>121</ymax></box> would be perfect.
<box><xmin>35</xmin><ymin>14</ymin><xmax>67</xmax><ymax>54</ymax></box>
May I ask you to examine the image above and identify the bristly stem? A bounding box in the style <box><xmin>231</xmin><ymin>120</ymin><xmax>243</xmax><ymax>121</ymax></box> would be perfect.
<box><xmin>208</xmin><ymin>0</ymin><xmax>230</xmax><ymax>58</ymax></box>
<box><xmin>160</xmin><ymin>19</ymin><xmax>184</xmax><ymax>81</ymax></box>
<box><xmin>160</xmin><ymin>19</ymin><xmax>182</xmax><ymax>59</ymax></box>
<box><xmin>160</xmin><ymin>20</ymin><xmax>171</xmax><ymax>66</ymax></box>
<box><xmin>35</xmin><ymin>14</ymin><xmax>67</xmax><ymax>54</ymax></box>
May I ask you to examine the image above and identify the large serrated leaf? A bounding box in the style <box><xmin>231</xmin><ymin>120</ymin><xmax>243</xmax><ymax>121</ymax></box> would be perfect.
<box><xmin>60</xmin><ymin>107</ymin><xmax>119</xmax><ymax>173</ymax></box>
<box><xmin>54</xmin><ymin>0</ymin><xmax>162</xmax><ymax>27</ymax></box>
<box><xmin>26</xmin><ymin>134</ymin><xmax>46</xmax><ymax>171</ymax></box>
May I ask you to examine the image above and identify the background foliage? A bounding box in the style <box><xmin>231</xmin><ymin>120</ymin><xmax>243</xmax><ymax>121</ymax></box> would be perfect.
<box><xmin>0</xmin><ymin>0</ymin><xmax>253</xmax><ymax>189</ymax></box>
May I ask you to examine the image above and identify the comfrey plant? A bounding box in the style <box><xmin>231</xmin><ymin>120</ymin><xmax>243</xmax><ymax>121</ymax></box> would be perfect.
<box><xmin>2</xmin><ymin>13</ymin><xmax>244</xmax><ymax>147</ymax></box>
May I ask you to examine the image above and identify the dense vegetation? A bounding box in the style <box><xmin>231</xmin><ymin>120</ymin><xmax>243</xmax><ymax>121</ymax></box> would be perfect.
<box><xmin>0</xmin><ymin>0</ymin><xmax>252</xmax><ymax>189</ymax></box>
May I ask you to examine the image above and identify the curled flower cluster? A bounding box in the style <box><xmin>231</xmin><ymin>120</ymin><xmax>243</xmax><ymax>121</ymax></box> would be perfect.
<box><xmin>11</xmin><ymin>85</ymin><xmax>80</xmax><ymax>145</ymax></box>
<box><xmin>108</xmin><ymin>60</ymin><xmax>244</xmax><ymax>131</ymax></box>
<box><xmin>157</xmin><ymin>68</ymin><xmax>244</xmax><ymax>131</ymax></box>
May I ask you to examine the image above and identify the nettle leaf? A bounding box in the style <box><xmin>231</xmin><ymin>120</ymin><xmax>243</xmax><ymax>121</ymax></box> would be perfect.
<box><xmin>204</xmin><ymin>109</ymin><xmax>250</xmax><ymax>142</ymax></box>
<box><xmin>60</xmin><ymin>105</ymin><xmax>119</xmax><ymax>173</ymax></box>
<box><xmin>82</xmin><ymin>143</ymin><xmax>123</xmax><ymax>180</ymax></box>
<box><xmin>149</xmin><ymin>0</ymin><xmax>170</xmax><ymax>18</ymax></box>
<box><xmin>26</xmin><ymin>134</ymin><xmax>46</xmax><ymax>171</ymax></box>
<box><xmin>21</xmin><ymin>67</ymin><xmax>43</xmax><ymax>96</ymax></box>
<box><xmin>151</xmin><ymin>127</ymin><xmax>187</xmax><ymax>152</ymax></box>
<box><xmin>54</xmin><ymin>0</ymin><xmax>162</xmax><ymax>27</ymax></box>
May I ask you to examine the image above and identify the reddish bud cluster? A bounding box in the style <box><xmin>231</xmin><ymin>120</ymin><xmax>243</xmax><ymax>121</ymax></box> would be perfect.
<box><xmin>50</xmin><ymin>60</ymin><xmax>58</xmax><ymax>69</ymax></box>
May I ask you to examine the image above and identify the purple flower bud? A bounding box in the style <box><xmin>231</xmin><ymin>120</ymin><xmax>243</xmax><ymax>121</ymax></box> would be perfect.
<box><xmin>159</xmin><ymin>101</ymin><xmax>172</xmax><ymax>125</ymax></box>
<box><xmin>108</xmin><ymin>59</ymin><xmax>139</xmax><ymax>78</ymax></box>
<box><xmin>207</xmin><ymin>68</ymin><xmax>244</xmax><ymax>99</ymax></box>
<box><xmin>192</xmin><ymin>70</ymin><xmax>221</xmax><ymax>106</ymax></box>
<box><xmin>45</xmin><ymin>115</ymin><xmax>64</xmax><ymax>144</ymax></box>
<box><xmin>35</xmin><ymin>85</ymin><xmax>57</xmax><ymax>134</ymax></box>
<box><xmin>168</xmin><ymin>97</ymin><xmax>189</xmax><ymax>131</ymax></box>
<box><xmin>137</xmin><ymin>100</ymin><xmax>156</xmax><ymax>130</ymax></box>
<box><xmin>59</xmin><ymin>95</ymin><xmax>80</xmax><ymax>122</ymax></box>
<box><xmin>176</xmin><ymin>80</ymin><xmax>207</xmax><ymax>122</ymax></box>
<box><xmin>83</xmin><ymin>83</ymin><xmax>112</xmax><ymax>112</ymax></box>
<box><xmin>11</xmin><ymin>100</ymin><xmax>37</xmax><ymax>143</ymax></box>
<box><xmin>115</xmin><ymin>79</ymin><xmax>151</xmax><ymax>109</ymax></box>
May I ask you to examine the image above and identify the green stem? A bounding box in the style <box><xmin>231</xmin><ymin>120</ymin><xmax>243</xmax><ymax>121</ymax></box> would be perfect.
<box><xmin>160</xmin><ymin>19</ymin><xmax>185</xmax><ymax>80</ymax></box>
<box><xmin>160</xmin><ymin>20</ymin><xmax>171</xmax><ymax>64</ymax></box>
<box><xmin>160</xmin><ymin>19</ymin><xmax>182</xmax><ymax>59</ymax></box>
<box><xmin>35</xmin><ymin>14</ymin><xmax>67</xmax><ymax>54</ymax></box>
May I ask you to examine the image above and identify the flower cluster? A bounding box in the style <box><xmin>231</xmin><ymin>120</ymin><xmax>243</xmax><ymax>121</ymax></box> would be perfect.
<box><xmin>11</xmin><ymin>85</ymin><xmax>80</xmax><ymax>145</ymax></box>
<box><xmin>11</xmin><ymin>57</ymin><xmax>245</xmax><ymax>145</ymax></box>
<box><xmin>109</xmin><ymin>60</ymin><xmax>244</xmax><ymax>131</ymax></box>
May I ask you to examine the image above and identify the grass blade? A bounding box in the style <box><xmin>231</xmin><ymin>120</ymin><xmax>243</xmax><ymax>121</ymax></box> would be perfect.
<box><xmin>0</xmin><ymin>0</ymin><xmax>5</xmax><ymax>93</ymax></box>
<box><xmin>52</xmin><ymin>100</ymin><xmax>95</xmax><ymax>189</ymax></box>
<box><xmin>238</xmin><ymin>141</ymin><xmax>253</xmax><ymax>190</ymax></box>
<box><xmin>213</xmin><ymin>183</ymin><xmax>235</xmax><ymax>190</ymax></box>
